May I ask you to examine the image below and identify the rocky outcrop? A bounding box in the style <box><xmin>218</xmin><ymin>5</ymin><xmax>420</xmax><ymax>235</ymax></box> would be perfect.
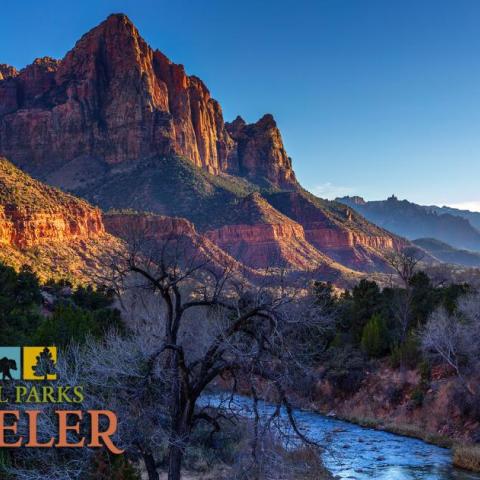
<box><xmin>0</xmin><ymin>157</ymin><xmax>120</xmax><ymax>282</ymax></box>
<box><xmin>0</xmin><ymin>64</ymin><xmax>18</xmax><ymax>80</ymax></box>
<box><xmin>204</xmin><ymin>193</ymin><xmax>349</xmax><ymax>271</ymax></box>
<box><xmin>226</xmin><ymin>115</ymin><xmax>297</xmax><ymax>188</ymax></box>
<box><xmin>0</xmin><ymin>14</ymin><xmax>230</xmax><ymax>179</ymax></box>
<box><xmin>0</xmin><ymin>205</ymin><xmax>104</xmax><ymax>248</ymax></box>
<box><xmin>265</xmin><ymin>191</ymin><xmax>407</xmax><ymax>271</ymax></box>
<box><xmin>0</xmin><ymin>157</ymin><xmax>105</xmax><ymax>247</ymax></box>
<box><xmin>0</xmin><ymin>14</ymin><xmax>295</xmax><ymax>190</ymax></box>
<box><xmin>104</xmin><ymin>211</ymin><xmax>261</xmax><ymax>280</ymax></box>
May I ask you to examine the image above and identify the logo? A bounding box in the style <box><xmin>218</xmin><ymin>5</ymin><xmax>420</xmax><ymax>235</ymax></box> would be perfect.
<box><xmin>0</xmin><ymin>345</ymin><xmax>123</xmax><ymax>453</ymax></box>
<box><xmin>0</xmin><ymin>347</ymin><xmax>57</xmax><ymax>381</ymax></box>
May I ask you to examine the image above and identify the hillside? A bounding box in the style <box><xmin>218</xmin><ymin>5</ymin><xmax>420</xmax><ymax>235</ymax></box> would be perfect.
<box><xmin>0</xmin><ymin>157</ymin><xmax>124</xmax><ymax>282</ymax></box>
<box><xmin>337</xmin><ymin>195</ymin><xmax>480</xmax><ymax>252</ymax></box>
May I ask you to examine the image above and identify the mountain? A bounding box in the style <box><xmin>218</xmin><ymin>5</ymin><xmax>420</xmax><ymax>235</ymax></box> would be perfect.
<box><xmin>425</xmin><ymin>205</ymin><xmax>480</xmax><ymax>232</ymax></box>
<box><xmin>337</xmin><ymin>195</ymin><xmax>480</xmax><ymax>252</ymax></box>
<box><xmin>0</xmin><ymin>14</ymin><xmax>407</xmax><ymax>277</ymax></box>
<box><xmin>0</xmin><ymin>14</ymin><xmax>296</xmax><ymax>191</ymax></box>
<box><xmin>0</xmin><ymin>157</ymin><xmax>123</xmax><ymax>282</ymax></box>
<box><xmin>413</xmin><ymin>238</ymin><xmax>480</xmax><ymax>268</ymax></box>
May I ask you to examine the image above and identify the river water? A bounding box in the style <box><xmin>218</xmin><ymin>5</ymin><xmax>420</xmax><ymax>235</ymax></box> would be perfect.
<box><xmin>199</xmin><ymin>394</ymin><xmax>480</xmax><ymax>480</ymax></box>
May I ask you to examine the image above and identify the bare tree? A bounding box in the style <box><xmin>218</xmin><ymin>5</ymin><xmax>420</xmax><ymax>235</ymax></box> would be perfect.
<box><xmin>421</xmin><ymin>294</ymin><xmax>480</xmax><ymax>384</ymax></box>
<box><xmin>100</xmin><ymin>229</ymin><xmax>330</xmax><ymax>480</ymax></box>
<box><xmin>386</xmin><ymin>247</ymin><xmax>423</xmax><ymax>342</ymax></box>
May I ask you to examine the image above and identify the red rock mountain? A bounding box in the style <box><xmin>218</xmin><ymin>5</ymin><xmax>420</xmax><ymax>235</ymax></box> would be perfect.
<box><xmin>0</xmin><ymin>14</ymin><xmax>408</xmax><ymax>278</ymax></box>
<box><xmin>0</xmin><ymin>14</ymin><xmax>296</xmax><ymax>190</ymax></box>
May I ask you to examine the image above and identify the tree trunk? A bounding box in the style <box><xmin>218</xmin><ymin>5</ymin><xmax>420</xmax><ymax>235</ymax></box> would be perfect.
<box><xmin>143</xmin><ymin>452</ymin><xmax>159</xmax><ymax>480</ymax></box>
<box><xmin>168</xmin><ymin>444</ymin><xmax>183</xmax><ymax>480</ymax></box>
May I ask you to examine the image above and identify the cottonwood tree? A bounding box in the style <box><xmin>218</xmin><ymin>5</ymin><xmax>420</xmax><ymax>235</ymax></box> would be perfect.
<box><xmin>98</xmin><ymin>226</ymin><xmax>330</xmax><ymax>480</ymax></box>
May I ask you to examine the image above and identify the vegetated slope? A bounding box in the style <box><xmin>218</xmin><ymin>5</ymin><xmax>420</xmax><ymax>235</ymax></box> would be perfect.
<box><xmin>337</xmin><ymin>195</ymin><xmax>480</xmax><ymax>252</ymax></box>
<box><xmin>0</xmin><ymin>157</ymin><xmax>123</xmax><ymax>282</ymax></box>
<box><xmin>413</xmin><ymin>238</ymin><xmax>480</xmax><ymax>268</ymax></box>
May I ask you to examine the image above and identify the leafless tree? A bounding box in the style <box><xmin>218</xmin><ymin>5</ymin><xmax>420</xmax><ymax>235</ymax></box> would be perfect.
<box><xmin>98</xmin><ymin>228</ymin><xmax>331</xmax><ymax>480</ymax></box>
<box><xmin>386</xmin><ymin>247</ymin><xmax>423</xmax><ymax>342</ymax></box>
<box><xmin>421</xmin><ymin>294</ymin><xmax>480</xmax><ymax>384</ymax></box>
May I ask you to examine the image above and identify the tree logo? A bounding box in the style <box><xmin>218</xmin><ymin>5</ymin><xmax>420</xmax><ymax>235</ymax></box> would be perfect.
<box><xmin>23</xmin><ymin>347</ymin><xmax>58</xmax><ymax>381</ymax></box>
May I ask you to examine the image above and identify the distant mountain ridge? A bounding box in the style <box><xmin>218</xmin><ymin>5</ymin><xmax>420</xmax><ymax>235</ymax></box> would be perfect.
<box><xmin>425</xmin><ymin>205</ymin><xmax>480</xmax><ymax>232</ymax></box>
<box><xmin>337</xmin><ymin>195</ymin><xmax>480</xmax><ymax>253</ymax></box>
<box><xmin>413</xmin><ymin>238</ymin><xmax>480</xmax><ymax>268</ymax></box>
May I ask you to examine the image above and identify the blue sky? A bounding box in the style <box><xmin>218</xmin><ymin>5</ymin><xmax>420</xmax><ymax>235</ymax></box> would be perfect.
<box><xmin>1</xmin><ymin>0</ymin><xmax>479</xmax><ymax>209</ymax></box>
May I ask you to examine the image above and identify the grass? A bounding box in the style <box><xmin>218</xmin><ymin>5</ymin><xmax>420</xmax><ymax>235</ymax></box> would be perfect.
<box><xmin>453</xmin><ymin>445</ymin><xmax>480</xmax><ymax>472</ymax></box>
<box><xmin>340</xmin><ymin>414</ymin><xmax>453</xmax><ymax>449</ymax></box>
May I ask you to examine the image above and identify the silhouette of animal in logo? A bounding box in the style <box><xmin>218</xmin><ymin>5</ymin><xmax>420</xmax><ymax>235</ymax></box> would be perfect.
<box><xmin>0</xmin><ymin>357</ymin><xmax>17</xmax><ymax>380</ymax></box>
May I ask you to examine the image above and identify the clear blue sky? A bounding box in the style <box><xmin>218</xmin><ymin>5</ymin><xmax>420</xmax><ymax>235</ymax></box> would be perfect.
<box><xmin>1</xmin><ymin>0</ymin><xmax>479</xmax><ymax>209</ymax></box>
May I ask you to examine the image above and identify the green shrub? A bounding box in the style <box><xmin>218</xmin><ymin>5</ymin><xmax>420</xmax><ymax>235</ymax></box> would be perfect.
<box><xmin>34</xmin><ymin>304</ymin><xmax>123</xmax><ymax>346</ymax></box>
<box><xmin>410</xmin><ymin>386</ymin><xmax>425</xmax><ymax>407</ymax></box>
<box><xmin>390</xmin><ymin>334</ymin><xmax>421</xmax><ymax>369</ymax></box>
<box><xmin>361</xmin><ymin>313</ymin><xmax>389</xmax><ymax>357</ymax></box>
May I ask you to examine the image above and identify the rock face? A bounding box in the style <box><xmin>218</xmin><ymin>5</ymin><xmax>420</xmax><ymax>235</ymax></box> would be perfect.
<box><xmin>0</xmin><ymin>14</ymin><xmax>295</xmax><ymax>190</ymax></box>
<box><xmin>204</xmin><ymin>193</ymin><xmax>350</xmax><ymax>271</ymax></box>
<box><xmin>226</xmin><ymin>115</ymin><xmax>297</xmax><ymax>188</ymax></box>
<box><xmin>0</xmin><ymin>157</ymin><xmax>120</xmax><ymax>282</ymax></box>
<box><xmin>265</xmin><ymin>191</ymin><xmax>408</xmax><ymax>271</ymax></box>
<box><xmin>103</xmin><ymin>211</ymin><xmax>261</xmax><ymax>280</ymax></box>
<box><xmin>0</xmin><ymin>157</ymin><xmax>104</xmax><ymax>247</ymax></box>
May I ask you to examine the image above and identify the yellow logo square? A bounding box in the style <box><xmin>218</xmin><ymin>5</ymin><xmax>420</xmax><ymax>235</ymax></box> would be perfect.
<box><xmin>23</xmin><ymin>347</ymin><xmax>58</xmax><ymax>381</ymax></box>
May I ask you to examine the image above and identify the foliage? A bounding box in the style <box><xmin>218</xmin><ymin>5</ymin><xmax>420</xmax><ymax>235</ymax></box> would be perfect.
<box><xmin>0</xmin><ymin>264</ymin><xmax>43</xmax><ymax>345</ymax></box>
<box><xmin>89</xmin><ymin>452</ymin><xmax>141</xmax><ymax>480</ymax></box>
<box><xmin>34</xmin><ymin>304</ymin><xmax>123</xmax><ymax>346</ymax></box>
<box><xmin>323</xmin><ymin>346</ymin><xmax>367</xmax><ymax>394</ymax></box>
<box><xmin>361</xmin><ymin>313</ymin><xmax>389</xmax><ymax>358</ymax></box>
<box><xmin>390</xmin><ymin>335</ymin><xmax>422</xmax><ymax>369</ymax></box>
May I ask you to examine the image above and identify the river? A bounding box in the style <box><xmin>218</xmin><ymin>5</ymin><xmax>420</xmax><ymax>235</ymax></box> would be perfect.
<box><xmin>199</xmin><ymin>394</ymin><xmax>480</xmax><ymax>480</ymax></box>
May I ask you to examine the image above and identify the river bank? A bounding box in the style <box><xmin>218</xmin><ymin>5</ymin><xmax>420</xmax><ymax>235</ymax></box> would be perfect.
<box><xmin>286</xmin><ymin>363</ymin><xmax>480</xmax><ymax>472</ymax></box>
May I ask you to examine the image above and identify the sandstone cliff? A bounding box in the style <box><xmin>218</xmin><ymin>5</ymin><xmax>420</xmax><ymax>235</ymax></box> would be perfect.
<box><xmin>0</xmin><ymin>157</ymin><xmax>121</xmax><ymax>282</ymax></box>
<box><xmin>204</xmin><ymin>192</ymin><xmax>354</xmax><ymax>274</ymax></box>
<box><xmin>226</xmin><ymin>115</ymin><xmax>297</xmax><ymax>188</ymax></box>
<box><xmin>0</xmin><ymin>14</ymin><xmax>295</xmax><ymax>190</ymax></box>
<box><xmin>265</xmin><ymin>191</ymin><xmax>408</xmax><ymax>272</ymax></box>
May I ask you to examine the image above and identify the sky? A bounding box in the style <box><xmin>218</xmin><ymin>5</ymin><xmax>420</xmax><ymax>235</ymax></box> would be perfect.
<box><xmin>1</xmin><ymin>0</ymin><xmax>480</xmax><ymax>210</ymax></box>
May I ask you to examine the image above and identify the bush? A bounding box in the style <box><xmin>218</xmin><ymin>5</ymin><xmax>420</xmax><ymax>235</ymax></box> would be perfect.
<box><xmin>390</xmin><ymin>335</ymin><xmax>422</xmax><ymax>369</ymax></box>
<box><xmin>34</xmin><ymin>304</ymin><xmax>123</xmax><ymax>346</ymax></box>
<box><xmin>89</xmin><ymin>452</ymin><xmax>141</xmax><ymax>480</ymax></box>
<box><xmin>324</xmin><ymin>346</ymin><xmax>367</xmax><ymax>395</ymax></box>
<box><xmin>410</xmin><ymin>386</ymin><xmax>425</xmax><ymax>407</ymax></box>
<box><xmin>453</xmin><ymin>445</ymin><xmax>480</xmax><ymax>472</ymax></box>
<box><xmin>361</xmin><ymin>313</ymin><xmax>389</xmax><ymax>357</ymax></box>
